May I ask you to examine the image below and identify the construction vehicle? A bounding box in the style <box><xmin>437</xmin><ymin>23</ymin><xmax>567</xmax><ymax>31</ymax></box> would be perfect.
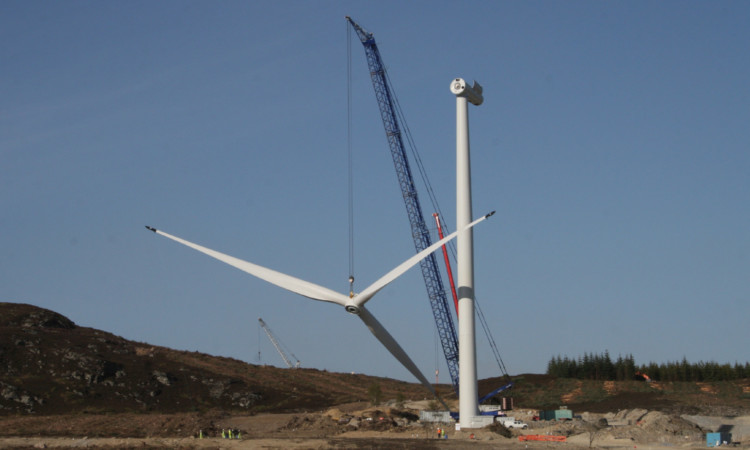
<box><xmin>635</xmin><ymin>371</ymin><xmax>652</xmax><ymax>382</ymax></box>
<box><xmin>258</xmin><ymin>318</ymin><xmax>300</xmax><ymax>369</ymax></box>
<box><xmin>503</xmin><ymin>419</ymin><xmax>529</xmax><ymax>430</ymax></box>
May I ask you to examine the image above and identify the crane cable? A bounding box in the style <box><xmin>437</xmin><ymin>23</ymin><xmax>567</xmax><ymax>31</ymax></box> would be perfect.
<box><xmin>346</xmin><ymin>22</ymin><xmax>355</xmax><ymax>297</ymax></box>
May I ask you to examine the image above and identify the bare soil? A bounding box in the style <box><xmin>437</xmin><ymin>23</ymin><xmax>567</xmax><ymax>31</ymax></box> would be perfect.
<box><xmin>1</xmin><ymin>402</ymin><xmax>748</xmax><ymax>449</ymax></box>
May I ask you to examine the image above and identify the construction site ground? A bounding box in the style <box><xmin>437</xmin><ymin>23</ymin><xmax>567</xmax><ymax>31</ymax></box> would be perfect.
<box><xmin>1</xmin><ymin>401</ymin><xmax>748</xmax><ymax>449</ymax></box>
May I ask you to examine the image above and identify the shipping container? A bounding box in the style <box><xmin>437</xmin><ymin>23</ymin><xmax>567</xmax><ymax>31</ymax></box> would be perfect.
<box><xmin>706</xmin><ymin>432</ymin><xmax>731</xmax><ymax>447</ymax></box>
<box><xmin>539</xmin><ymin>409</ymin><xmax>573</xmax><ymax>421</ymax></box>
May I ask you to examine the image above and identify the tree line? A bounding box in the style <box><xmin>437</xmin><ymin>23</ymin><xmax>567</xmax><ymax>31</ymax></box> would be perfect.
<box><xmin>546</xmin><ymin>352</ymin><xmax>750</xmax><ymax>382</ymax></box>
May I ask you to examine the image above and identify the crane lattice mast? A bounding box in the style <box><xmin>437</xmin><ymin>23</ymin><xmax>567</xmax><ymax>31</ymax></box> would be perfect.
<box><xmin>346</xmin><ymin>16</ymin><xmax>460</xmax><ymax>394</ymax></box>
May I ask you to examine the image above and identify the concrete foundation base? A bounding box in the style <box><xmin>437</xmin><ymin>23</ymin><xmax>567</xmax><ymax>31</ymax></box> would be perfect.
<box><xmin>458</xmin><ymin>415</ymin><xmax>495</xmax><ymax>429</ymax></box>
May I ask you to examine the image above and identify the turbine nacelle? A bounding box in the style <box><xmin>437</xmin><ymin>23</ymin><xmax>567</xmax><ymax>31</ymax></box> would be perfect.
<box><xmin>450</xmin><ymin>78</ymin><xmax>483</xmax><ymax>106</ymax></box>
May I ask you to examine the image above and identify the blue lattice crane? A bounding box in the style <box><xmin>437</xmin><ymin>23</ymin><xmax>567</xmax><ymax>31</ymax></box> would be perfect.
<box><xmin>346</xmin><ymin>16</ymin><xmax>460</xmax><ymax>394</ymax></box>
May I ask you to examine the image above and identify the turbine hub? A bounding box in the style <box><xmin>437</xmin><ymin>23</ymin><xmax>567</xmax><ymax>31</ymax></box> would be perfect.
<box><xmin>345</xmin><ymin>304</ymin><xmax>360</xmax><ymax>315</ymax></box>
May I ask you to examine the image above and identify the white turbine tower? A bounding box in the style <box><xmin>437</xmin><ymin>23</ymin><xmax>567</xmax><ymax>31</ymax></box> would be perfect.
<box><xmin>450</xmin><ymin>77</ymin><xmax>490</xmax><ymax>429</ymax></box>
<box><xmin>145</xmin><ymin>211</ymin><xmax>494</xmax><ymax>403</ymax></box>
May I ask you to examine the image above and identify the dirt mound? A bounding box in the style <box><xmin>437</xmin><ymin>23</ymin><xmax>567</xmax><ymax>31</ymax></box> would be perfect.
<box><xmin>598</xmin><ymin>409</ymin><xmax>704</xmax><ymax>445</ymax></box>
<box><xmin>281</xmin><ymin>414</ymin><xmax>341</xmax><ymax>436</ymax></box>
<box><xmin>324</xmin><ymin>407</ymin><xmax>347</xmax><ymax>421</ymax></box>
<box><xmin>638</xmin><ymin>411</ymin><xmax>703</xmax><ymax>438</ymax></box>
<box><xmin>606</xmin><ymin>408</ymin><xmax>649</xmax><ymax>424</ymax></box>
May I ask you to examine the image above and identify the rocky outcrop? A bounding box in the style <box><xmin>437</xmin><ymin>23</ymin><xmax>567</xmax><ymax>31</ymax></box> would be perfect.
<box><xmin>0</xmin><ymin>382</ymin><xmax>44</xmax><ymax>413</ymax></box>
<box><xmin>0</xmin><ymin>303</ymin><xmax>75</xmax><ymax>329</ymax></box>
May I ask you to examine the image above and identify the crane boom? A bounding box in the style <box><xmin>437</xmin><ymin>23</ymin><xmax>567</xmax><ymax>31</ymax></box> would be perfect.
<box><xmin>347</xmin><ymin>16</ymin><xmax>460</xmax><ymax>394</ymax></box>
<box><xmin>258</xmin><ymin>318</ymin><xmax>300</xmax><ymax>369</ymax></box>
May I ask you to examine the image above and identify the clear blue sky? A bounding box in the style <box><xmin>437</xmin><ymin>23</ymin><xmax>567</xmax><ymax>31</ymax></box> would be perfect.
<box><xmin>2</xmin><ymin>1</ymin><xmax>748</xmax><ymax>384</ymax></box>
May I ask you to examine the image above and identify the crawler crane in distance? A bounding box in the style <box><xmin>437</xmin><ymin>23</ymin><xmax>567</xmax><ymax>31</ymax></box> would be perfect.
<box><xmin>258</xmin><ymin>318</ymin><xmax>300</xmax><ymax>369</ymax></box>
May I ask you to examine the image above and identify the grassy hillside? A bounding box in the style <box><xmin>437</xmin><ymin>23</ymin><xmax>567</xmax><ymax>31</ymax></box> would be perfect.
<box><xmin>479</xmin><ymin>373</ymin><xmax>750</xmax><ymax>415</ymax></box>
<box><xmin>2</xmin><ymin>302</ymin><xmax>748</xmax><ymax>417</ymax></box>
<box><xmin>0</xmin><ymin>302</ymin><xmax>427</xmax><ymax>415</ymax></box>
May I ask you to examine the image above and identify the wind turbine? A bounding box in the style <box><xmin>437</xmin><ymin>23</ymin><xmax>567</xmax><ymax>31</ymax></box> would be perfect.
<box><xmin>451</xmin><ymin>77</ymin><xmax>487</xmax><ymax>428</ymax></box>
<box><xmin>145</xmin><ymin>211</ymin><xmax>494</xmax><ymax>402</ymax></box>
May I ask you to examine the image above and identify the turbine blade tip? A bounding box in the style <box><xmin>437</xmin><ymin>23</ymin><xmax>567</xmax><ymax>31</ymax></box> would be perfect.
<box><xmin>145</xmin><ymin>226</ymin><xmax>157</xmax><ymax>233</ymax></box>
<box><xmin>486</xmin><ymin>211</ymin><xmax>496</xmax><ymax>218</ymax></box>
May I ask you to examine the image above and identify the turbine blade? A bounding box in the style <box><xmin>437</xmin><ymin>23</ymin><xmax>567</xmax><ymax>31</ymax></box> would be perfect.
<box><xmin>354</xmin><ymin>211</ymin><xmax>495</xmax><ymax>306</ymax></box>
<box><xmin>146</xmin><ymin>226</ymin><xmax>349</xmax><ymax>306</ymax></box>
<box><xmin>357</xmin><ymin>306</ymin><xmax>441</xmax><ymax>401</ymax></box>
